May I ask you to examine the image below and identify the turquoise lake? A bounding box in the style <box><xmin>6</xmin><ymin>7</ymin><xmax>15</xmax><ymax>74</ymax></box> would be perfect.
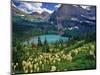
<box><xmin>24</xmin><ymin>34</ymin><xmax>68</xmax><ymax>44</ymax></box>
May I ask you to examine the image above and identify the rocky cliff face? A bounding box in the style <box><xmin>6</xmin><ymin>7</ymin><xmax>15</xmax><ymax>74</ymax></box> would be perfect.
<box><xmin>49</xmin><ymin>4</ymin><xmax>96</xmax><ymax>34</ymax></box>
<box><xmin>41</xmin><ymin>11</ymin><xmax>50</xmax><ymax>20</ymax></box>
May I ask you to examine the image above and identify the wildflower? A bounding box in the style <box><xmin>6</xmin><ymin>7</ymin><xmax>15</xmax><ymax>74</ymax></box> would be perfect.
<box><xmin>16</xmin><ymin>63</ymin><xmax>18</xmax><ymax>66</ymax></box>
<box><xmin>23</xmin><ymin>66</ymin><xmax>26</xmax><ymax>71</ymax></box>
<box><xmin>34</xmin><ymin>63</ymin><xmax>38</xmax><ymax>70</ymax></box>
<box><xmin>68</xmin><ymin>52</ymin><xmax>72</xmax><ymax>56</ymax></box>
<box><xmin>22</xmin><ymin>60</ymin><xmax>26</xmax><ymax>66</ymax></box>
<box><xmin>50</xmin><ymin>49</ymin><xmax>53</xmax><ymax>52</ymax></box>
<box><xmin>29</xmin><ymin>64</ymin><xmax>33</xmax><ymax>70</ymax></box>
<box><xmin>27</xmin><ymin>61</ymin><xmax>31</xmax><ymax>66</ymax></box>
<box><xmin>30</xmin><ymin>70</ymin><xmax>33</xmax><ymax>73</ymax></box>
<box><xmin>40</xmin><ymin>55</ymin><xmax>43</xmax><ymax>58</ymax></box>
<box><xmin>36</xmin><ymin>67</ymin><xmax>40</xmax><ymax>72</ymax></box>
<box><xmin>28</xmin><ymin>57</ymin><xmax>33</xmax><ymax>61</ymax></box>
<box><xmin>78</xmin><ymin>48</ymin><xmax>81</xmax><ymax>51</ymax></box>
<box><xmin>51</xmin><ymin>65</ymin><xmax>56</xmax><ymax>71</ymax></box>
<box><xmin>62</xmin><ymin>54</ymin><xmax>66</xmax><ymax>59</ymax></box>
<box><xmin>57</xmin><ymin>58</ymin><xmax>61</xmax><ymax>62</ymax></box>
<box><xmin>40</xmin><ymin>61</ymin><xmax>42</xmax><ymax>65</ymax></box>
<box><xmin>74</xmin><ymin>50</ymin><xmax>78</xmax><ymax>55</ymax></box>
<box><xmin>34</xmin><ymin>59</ymin><xmax>37</xmax><ymax>62</ymax></box>
<box><xmin>53</xmin><ymin>59</ymin><xmax>56</xmax><ymax>63</ymax></box>
<box><xmin>25</xmin><ymin>70</ymin><xmax>28</xmax><ymax>73</ymax></box>
<box><xmin>14</xmin><ymin>65</ymin><xmax>16</xmax><ymax>70</ymax></box>
<box><xmin>42</xmin><ymin>64</ymin><xmax>44</xmax><ymax>70</ymax></box>
<box><xmin>66</xmin><ymin>54</ymin><xmax>72</xmax><ymax>62</ymax></box>
<box><xmin>91</xmin><ymin>45</ymin><xmax>95</xmax><ymax>49</ymax></box>
<box><xmin>32</xmin><ymin>61</ymin><xmax>34</xmax><ymax>64</ymax></box>
<box><xmin>44</xmin><ymin>59</ymin><xmax>46</xmax><ymax>63</ymax></box>
<box><xmin>89</xmin><ymin>50</ymin><xmax>93</xmax><ymax>55</ymax></box>
<box><xmin>55</xmin><ymin>54</ymin><xmax>59</xmax><ymax>58</ymax></box>
<box><xmin>60</xmin><ymin>51</ymin><xmax>64</xmax><ymax>54</ymax></box>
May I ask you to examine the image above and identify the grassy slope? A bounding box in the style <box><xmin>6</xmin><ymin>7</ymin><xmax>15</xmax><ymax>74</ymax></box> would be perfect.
<box><xmin>12</xmin><ymin>40</ymin><xmax>96</xmax><ymax>73</ymax></box>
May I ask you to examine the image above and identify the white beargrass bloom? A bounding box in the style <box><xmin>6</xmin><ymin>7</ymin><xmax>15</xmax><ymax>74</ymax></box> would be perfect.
<box><xmin>30</xmin><ymin>70</ymin><xmax>33</xmax><ymax>73</ymax></box>
<box><xmin>89</xmin><ymin>50</ymin><xmax>94</xmax><ymax>55</ymax></box>
<box><xmin>28</xmin><ymin>57</ymin><xmax>33</xmax><ymax>61</ymax></box>
<box><xmin>66</xmin><ymin>54</ymin><xmax>72</xmax><ymax>62</ymax></box>
<box><xmin>57</xmin><ymin>58</ymin><xmax>61</xmax><ymax>62</ymax></box>
<box><xmin>36</xmin><ymin>67</ymin><xmax>40</xmax><ymax>72</ymax></box>
<box><xmin>34</xmin><ymin>63</ymin><xmax>38</xmax><ymax>70</ymax></box>
<box><xmin>29</xmin><ymin>64</ymin><xmax>33</xmax><ymax>69</ymax></box>
<box><xmin>14</xmin><ymin>65</ymin><xmax>16</xmax><ymax>70</ymax></box>
<box><xmin>34</xmin><ymin>59</ymin><xmax>37</xmax><ymax>62</ymax></box>
<box><xmin>53</xmin><ymin>59</ymin><xmax>56</xmax><ymax>63</ymax></box>
<box><xmin>39</xmin><ymin>61</ymin><xmax>42</xmax><ymax>65</ymax></box>
<box><xmin>23</xmin><ymin>66</ymin><xmax>26</xmax><ymax>71</ymax></box>
<box><xmin>50</xmin><ymin>49</ymin><xmax>53</xmax><ymax>52</ymax></box>
<box><xmin>22</xmin><ymin>60</ymin><xmax>26</xmax><ymax>66</ymax></box>
<box><xmin>74</xmin><ymin>50</ymin><xmax>78</xmax><ymax>55</ymax></box>
<box><xmin>40</xmin><ymin>55</ymin><xmax>43</xmax><ymax>58</ymax></box>
<box><xmin>42</xmin><ymin>64</ymin><xmax>44</xmax><ymax>70</ymax></box>
<box><xmin>44</xmin><ymin>59</ymin><xmax>46</xmax><ymax>63</ymax></box>
<box><xmin>51</xmin><ymin>65</ymin><xmax>56</xmax><ymax>71</ymax></box>
<box><xmin>61</xmin><ymin>51</ymin><xmax>64</xmax><ymax>54</ymax></box>
<box><xmin>25</xmin><ymin>70</ymin><xmax>28</xmax><ymax>73</ymax></box>
<box><xmin>16</xmin><ymin>63</ymin><xmax>18</xmax><ymax>66</ymax></box>
<box><xmin>91</xmin><ymin>45</ymin><xmax>95</xmax><ymax>49</ymax></box>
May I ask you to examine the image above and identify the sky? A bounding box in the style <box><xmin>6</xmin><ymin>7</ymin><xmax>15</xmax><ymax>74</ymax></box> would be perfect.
<box><xmin>12</xmin><ymin>0</ymin><xmax>92</xmax><ymax>14</ymax></box>
<box><xmin>12</xmin><ymin>0</ymin><xmax>61</xmax><ymax>14</ymax></box>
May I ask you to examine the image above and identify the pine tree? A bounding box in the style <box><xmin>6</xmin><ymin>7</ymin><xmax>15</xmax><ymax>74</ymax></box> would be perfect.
<box><xmin>44</xmin><ymin>37</ymin><xmax>48</xmax><ymax>45</ymax></box>
<box><xmin>37</xmin><ymin>36</ymin><xmax>42</xmax><ymax>47</ymax></box>
<box><xmin>43</xmin><ymin>37</ymin><xmax>49</xmax><ymax>52</ymax></box>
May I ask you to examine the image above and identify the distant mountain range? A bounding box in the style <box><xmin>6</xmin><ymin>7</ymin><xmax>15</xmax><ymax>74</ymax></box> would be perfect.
<box><xmin>12</xmin><ymin>5</ymin><xmax>50</xmax><ymax>21</ymax></box>
<box><xmin>12</xmin><ymin>3</ymin><xmax>96</xmax><ymax>36</ymax></box>
<box><xmin>29</xmin><ymin>11</ymin><xmax>50</xmax><ymax>20</ymax></box>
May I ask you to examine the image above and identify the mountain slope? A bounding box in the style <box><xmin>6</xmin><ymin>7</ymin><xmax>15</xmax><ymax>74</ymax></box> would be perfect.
<box><xmin>49</xmin><ymin>4</ymin><xmax>96</xmax><ymax>35</ymax></box>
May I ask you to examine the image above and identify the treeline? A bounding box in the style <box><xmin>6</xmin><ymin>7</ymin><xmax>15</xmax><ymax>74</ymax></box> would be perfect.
<box><xmin>67</xmin><ymin>32</ymin><xmax>96</xmax><ymax>46</ymax></box>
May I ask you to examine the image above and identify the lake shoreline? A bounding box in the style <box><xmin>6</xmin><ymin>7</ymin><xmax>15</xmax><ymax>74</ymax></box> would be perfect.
<box><xmin>23</xmin><ymin>34</ymin><xmax>68</xmax><ymax>45</ymax></box>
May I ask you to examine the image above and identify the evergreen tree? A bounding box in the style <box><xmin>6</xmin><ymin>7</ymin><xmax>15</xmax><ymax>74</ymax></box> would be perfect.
<box><xmin>44</xmin><ymin>37</ymin><xmax>48</xmax><ymax>45</ymax></box>
<box><xmin>37</xmin><ymin>36</ymin><xmax>42</xmax><ymax>47</ymax></box>
<box><xmin>43</xmin><ymin>37</ymin><xmax>49</xmax><ymax>52</ymax></box>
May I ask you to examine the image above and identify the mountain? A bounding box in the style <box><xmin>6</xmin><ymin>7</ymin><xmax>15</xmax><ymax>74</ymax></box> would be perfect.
<box><xmin>49</xmin><ymin>4</ymin><xmax>96</xmax><ymax>35</ymax></box>
<box><xmin>11</xmin><ymin>5</ymin><xmax>27</xmax><ymax>16</ymax></box>
<box><xmin>41</xmin><ymin>11</ymin><xmax>50</xmax><ymax>20</ymax></box>
<box><xmin>30</xmin><ymin>12</ymin><xmax>40</xmax><ymax>16</ymax></box>
<box><xmin>29</xmin><ymin>12</ymin><xmax>42</xmax><ymax>19</ymax></box>
<box><xmin>12</xmin><ymin>5</ymin><xmax>43</xmax><ymax>22</ymax></box>
<box><xmin>50</xmin><ymin>5</ymin><xmax>80</xmax><ymax>20</ymax></box>
<box><xmin>49</xmin><ymin>4</ymin><xmax>96</xmax><ymax>22</ymax></box>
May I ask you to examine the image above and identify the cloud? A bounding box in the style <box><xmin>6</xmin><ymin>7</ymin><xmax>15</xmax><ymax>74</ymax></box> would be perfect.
<box><xmin>54</xmin><ymin>4</ymin><xmax>61</xmax><ymax>8</ymax></box>
<box><xmin>81</xmin><ymin>5</ymin><xmax>91</xmax><ymax>10</ymax></box>
<box><xmin>73</xmin><ymin>5</ymin><xmax>79</xmax><ymax>7</ymax></box>
<box><xmin>42</xmin><ymin>8</ymin><xmax>54</xmax><ymax>13</ymax></box>
<box><xmin>17</xmin><ymin>2</ymin><xmax>33</xmax><ymax>13</ymax></box>
<box><xmin>11</xmin><ymin>1</ymin><xmax>16</xmax><ymax>7</ymax></box>
<box><xmin>16</xmin><ymin>2</ymin><xmax>53</xmax><ymax>14</ymax></box>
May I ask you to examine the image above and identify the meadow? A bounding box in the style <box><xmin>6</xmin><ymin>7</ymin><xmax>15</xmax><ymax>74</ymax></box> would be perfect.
<box><xmin>12</xmin><ymin>33</ymin><xmax>96</xmax><ymax>74</ymax></box>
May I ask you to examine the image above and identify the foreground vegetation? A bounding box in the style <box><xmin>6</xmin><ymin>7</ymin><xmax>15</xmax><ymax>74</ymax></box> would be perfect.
<box><xmin>12</xmin><ymin>33</ymin><xmax>96</xmax><ymax>74</ymax></box>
